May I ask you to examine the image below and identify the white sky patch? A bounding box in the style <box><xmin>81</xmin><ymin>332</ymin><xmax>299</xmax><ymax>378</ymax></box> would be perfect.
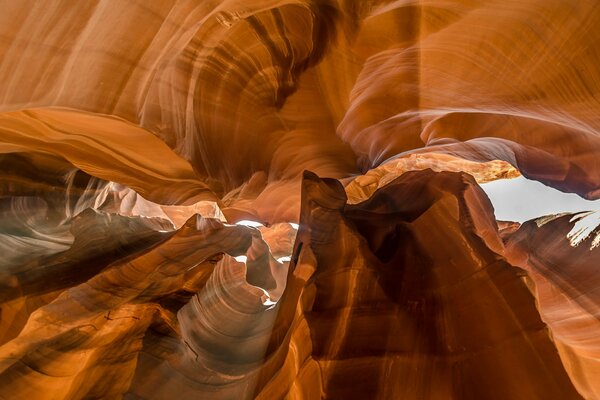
<box><xmin>480</xmin><ymin>176</ymin><xmax>600</xmax><ymax>223</ymax></box>
<box><xmin>277</xmin><ymin>256</ymin><xmax>291</xmax><ymax>263</ymax></box>
<box><xmin>263</xmin><ymin>298</ymin><xmax>277</xmax><ymax>307</ymax></box>
<box><xmin>567</xmin><ymin>212</ymin><xmax>600</xmax><ymax>250</ymax></box>
<box><xmin>235</xmin><ymin>220</ymin><xmax>264</xmax><ymax>228</ymax></box>
<box><xmin>234</xmin><ymin>255</ymin><xmax>247</xmax><ymax>263</ymax></box>
<box><xmin>481</xmin><ymin>176</ymin><xmax>600</xmax><ymax>249</ymax></box>
<box><xmin>289</xmin><ymin>223</ymin><xmax>299</xmax><ymax>230</ymax></box>
<box><xmin>256</xmin><ymin>287</ymin><xmax>278</xmax><ymax>310</ymax></box>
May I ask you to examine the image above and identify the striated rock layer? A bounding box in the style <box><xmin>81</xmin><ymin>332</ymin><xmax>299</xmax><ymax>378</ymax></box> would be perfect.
<box><xmin>0</xmin><ymin>0</ymin><xmax>600</xmax><ymax>399</ymax></box>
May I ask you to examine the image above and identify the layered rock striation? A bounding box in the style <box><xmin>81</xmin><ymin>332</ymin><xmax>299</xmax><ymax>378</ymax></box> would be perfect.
<box><xmin>0</xmin><ymin>0</ymin><xmax>599</xmax><ymax>398</ymax></box>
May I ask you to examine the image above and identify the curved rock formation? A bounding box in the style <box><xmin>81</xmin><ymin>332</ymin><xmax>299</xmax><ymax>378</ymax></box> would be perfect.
<box><xmin>0</xmin><ymin>0</ymin><xmax>599</xmax><ymax>398</ymax></box>
<box><xmin>504</xmin><ymin>214</ymin><xmax>600</xmax><ymax>399</ymax></box>
<box><xmin>255</xmin><ymin>170</ymin><xmax>581</xmax><ymax>399</ymax></box>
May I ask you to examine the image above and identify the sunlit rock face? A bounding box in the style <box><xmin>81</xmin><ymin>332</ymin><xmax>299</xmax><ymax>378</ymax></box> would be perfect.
<box><xmin>0</xmin><ymin>0</ymin><xmax>599</xmax><ymax>398</ymax></box>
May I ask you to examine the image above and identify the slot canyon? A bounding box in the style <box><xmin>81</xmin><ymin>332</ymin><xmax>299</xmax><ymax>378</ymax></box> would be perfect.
<box><xmin>0</xmin><ymin>0</ymin><xmax>599</xmax><ymax>399</ymax></box>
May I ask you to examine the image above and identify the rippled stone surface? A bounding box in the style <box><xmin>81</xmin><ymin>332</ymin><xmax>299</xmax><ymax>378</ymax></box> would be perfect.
<box><xmin>0</xmin><ymin>0</ymin><xmax>599</xmax><ymax>398</ymax></box>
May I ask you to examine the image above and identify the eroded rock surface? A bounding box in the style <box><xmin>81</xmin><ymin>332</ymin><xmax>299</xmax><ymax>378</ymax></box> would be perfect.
<box><xmin>1</xmin><ymin>0</ymin><xmax>600</xmax><ymax>398</ymax></box>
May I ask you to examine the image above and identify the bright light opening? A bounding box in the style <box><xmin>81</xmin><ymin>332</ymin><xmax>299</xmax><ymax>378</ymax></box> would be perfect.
<box><xmin>481</xmin><ymin>176</ymin><xmax>600</xmax><ymax>249</ymax></box>
<box><xmin>480</xmin><ymin>176</ymin><xmax>600</xmax><ymax>223</ymax></box>
<box><xmin>566</xmin><ymin>212</ymin><xmax>600</xmax><ymax>249</ymax></box>
<box><xmin>234</xmin><ymin>255</ymin><xmax>247</xmax><ymax>263</ymax></box>
<box><xmin>263</xmin><ymin>298</ymin><xmax>277</xmax><ymax>307</ymax></box>
<box><xmin>235</xmin><ymin>220</ymin><xmax>264</xmax><ymax>228</ymax></box>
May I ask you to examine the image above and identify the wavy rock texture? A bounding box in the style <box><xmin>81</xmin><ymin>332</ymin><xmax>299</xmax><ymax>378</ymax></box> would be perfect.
<box><xmin>0</xmin><ymin>0</ymin><xmax>600</xmax><ymax>398</ymax></box>
<box><xmin>504</xmin><ymin>215</ymin><xmax>600</xmax><ymax>399</ymax></box>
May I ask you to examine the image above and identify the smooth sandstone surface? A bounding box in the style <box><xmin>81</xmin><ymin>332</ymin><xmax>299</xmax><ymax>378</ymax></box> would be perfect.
<box><xmin>0</xmin><ymin>0</ymin><xmax>599</xmax><ymax>399</ymax></box>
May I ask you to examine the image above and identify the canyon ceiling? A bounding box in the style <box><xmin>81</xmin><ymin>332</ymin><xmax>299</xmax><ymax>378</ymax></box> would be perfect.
<box><xmin>0</xmin><ymin>0</ymin><xmax>600</xmax><ymax>399</ymax></box>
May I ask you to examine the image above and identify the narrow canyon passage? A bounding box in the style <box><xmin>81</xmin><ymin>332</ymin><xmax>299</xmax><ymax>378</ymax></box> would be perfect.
<box><xmin>0</xmin><ymin>1</ymin><xmax>600</xmax><ymax>399</ymax></box>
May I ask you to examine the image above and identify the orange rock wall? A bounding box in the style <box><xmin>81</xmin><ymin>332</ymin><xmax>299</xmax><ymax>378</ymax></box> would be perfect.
<box><xmin>0</xmin><ymin>1</ymin><xmax>600</xmax><ymax>398</ymax></box>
